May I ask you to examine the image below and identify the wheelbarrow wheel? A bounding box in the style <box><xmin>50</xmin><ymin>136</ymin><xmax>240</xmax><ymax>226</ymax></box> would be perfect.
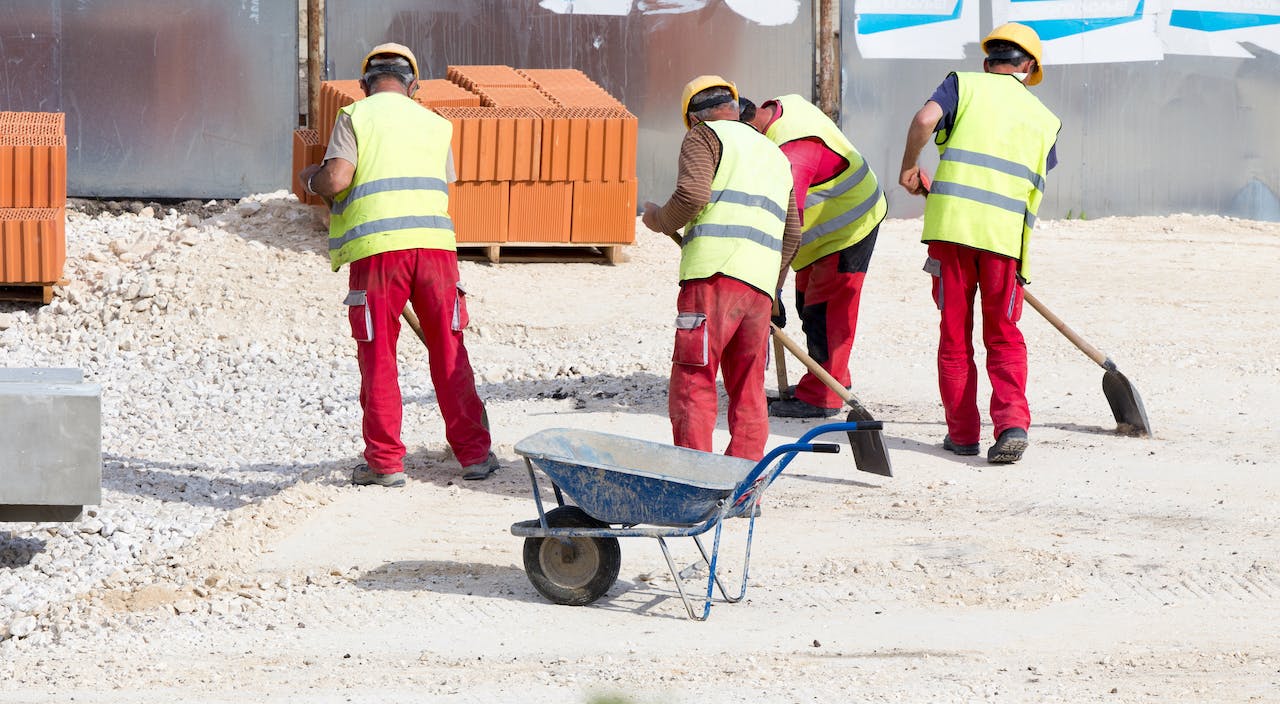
<box><xmin>523</xmin><ymin>505</ymin><xmax>620</xmax><ymax>606</ymax></box>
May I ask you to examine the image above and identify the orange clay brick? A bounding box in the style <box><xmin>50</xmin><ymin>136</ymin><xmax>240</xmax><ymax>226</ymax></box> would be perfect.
<box><xmin>448</xmin><ymin>65</ymin><xmax>532</xmax><ymax>91</ymax></box>
<box><xmin>508</xmin><ymin>181</ymin><xmax>572</xmax><ymax>243</ymax></box>
<box><xmin>0</xmin><ymin>112</ymin><xmax>65</xmax><ymax>136</ymax></box>
<box><xmin>433</xmin><ymin>107</ymin><xmax>541</xmax><ymax>182</ymax></box>
<box><xmin>0</xmin><ymin>134</ymin><xmax>67</xmax><ymax>209</ymax></box>
<box><xmin>291</xmin><ymin>129</ymin><xmax>325</xmax><ymax>207</ymax></box>
<box><xmin>448</xmin><ymin>181</ymin><xmax>509</xmax><ymax>243</ymax></box>
<box><xmin>571</xmin><ymin>180</ymin><xmax>637</xmax><ymax>244</ymax></box>
<box><xmin>0</xmin><ymin>207</ymin><xmax>65</xmax><ymax>284</ymax></box>
<box><xmin>476</xmin><ymin>87</ymin><xmax>557</xmax><ymax>110</ymax></box>
<box><xmin>414</xmin><ymin>79</ymin><xmax>482</xmax><ymax>109</ymax></box>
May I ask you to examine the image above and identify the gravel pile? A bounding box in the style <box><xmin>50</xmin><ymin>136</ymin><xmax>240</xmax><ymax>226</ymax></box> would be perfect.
<box><xmin>0</xmin><ymin>191</ymin><xmax>678</xmax><ymax>653</ymax></box>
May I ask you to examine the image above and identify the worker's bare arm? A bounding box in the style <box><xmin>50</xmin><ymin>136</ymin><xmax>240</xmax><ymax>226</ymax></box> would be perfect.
<box><xmin>299</xmin><ymin>158</ymin><xmax>355</xmax><ymax>203</ymax></box>
<box><xmin>899</xmin><ymin>101</ymin><xmax>943</xmax><ymax>196</ymax></box>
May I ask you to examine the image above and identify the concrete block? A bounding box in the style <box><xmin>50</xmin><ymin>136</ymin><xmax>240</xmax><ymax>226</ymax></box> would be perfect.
<box><xmin>0</xmin><ymin>369</ymin><xmax>101</xmax><ymax>522</ymax></box>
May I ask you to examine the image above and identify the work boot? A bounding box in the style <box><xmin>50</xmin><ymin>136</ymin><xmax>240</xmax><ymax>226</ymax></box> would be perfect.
<box><xmin>767</xmin><ymin>384</ymin><xmax>852</xmax><ymax>403</ymax></box>
<box><xmin>768</xmin><ymin>398</ymin><xmax>840</xmax><ymax>418</ymax></box>
<box><xmin>987</xmin><ymin>428</ymin><xmax>1029</xmax><ymax>464</ymax></box>
<box><xmin>351</xmin><ymin>464</ymin><xmax>406</xmax><ymax>488</ymax></box>
<box><xmin>942</xmin><ymin>435</ymin><xmax>980</xmax><ymax>456</ymax></box>
<box><xmin>462</xmin><ymin>452</ymin><xmax>501</xmax><ymax>481</ymax></box>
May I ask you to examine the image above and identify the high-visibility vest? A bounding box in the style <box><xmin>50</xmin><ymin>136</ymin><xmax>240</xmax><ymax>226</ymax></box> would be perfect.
<box><xmin>680</xmin><ymin>120</ymin><xmax>792</xmax><ymax>297</ymax></box>
<box><xmin>764</xmin><ymin>95</ymin><xmax>887</xmax><ymax>271</ymax></box>
<box><xmin>327</xmin><ymin>92</ymin><xmax>456</xmax><ymax>271</ymax></box>
<box><xmin>922</xmin><ymin>72</ymin><xmax>1060</xmax><ymax>282</ymax></box>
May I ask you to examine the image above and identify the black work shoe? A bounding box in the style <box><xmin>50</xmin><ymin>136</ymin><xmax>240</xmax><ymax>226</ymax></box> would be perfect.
<box><xmin>767</xmin><ymin>384</ymin><xmax>853</xmax><ymax>403</ymax></box>
<box><xmin>462</xmin><ymin>452</ymin><xmax>501</xmax><ymax>481</ymax></box>
<box><xmin>769</xmin><ymin>398</ymin><xmax>840</xmax><ymax>418</ymax></box>
<box><xmin>352</xmin><ymin>464</ymin><xmax>406</xmax><ymax>487</ymax></box>
<box><xmin>942</xmin><ymin>435</ymin><xmax>980</xmax><ymax>456</ymax></box>
<box><xmin>987</xmin><ymin>428</ymin><xmax>1029</xmax><ymax>464</ymax></box>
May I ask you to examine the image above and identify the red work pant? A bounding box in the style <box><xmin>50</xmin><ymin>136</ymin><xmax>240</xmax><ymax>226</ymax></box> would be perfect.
<box><xmin>669</xmin><ymin>275</ymin><xmax>772</xmax><ymax>461</ymax></box>
<box><xmin>926</xmin><ymin>241</ymin><xmax>1030</xmax><ymax>445</ymax></box>
<box><xmin>347</xmin><ymin>248</ymin><xmax>491</xmax><ymax>472</ymax></box>
<box><xmin>793</xmin><ymin>232</ymin><xmax>877</xmax><ymax>409</ymax></box>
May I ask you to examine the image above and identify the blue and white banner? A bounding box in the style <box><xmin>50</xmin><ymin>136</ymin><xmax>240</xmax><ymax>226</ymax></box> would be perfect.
<box><xmin>993</xmin><ymin>0</ymin><xmax>1164</xmax><ymax>64</ymax></box>
<box><xmin>854</xmin><ymin>0</ymin><xmax>981</xmax><ymax>59</ymax></box>
<box><xmin>1160</xmin><ymin>0</ymin><xmax>1280</xmax><ymax>57</ymax></box>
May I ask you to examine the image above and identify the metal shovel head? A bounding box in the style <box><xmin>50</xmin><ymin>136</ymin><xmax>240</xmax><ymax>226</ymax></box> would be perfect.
<box><xmin>846</xmin><ymin>409</ymin><xmax>893</xmax><ymax>477</ymax></box>
<box><xmin>1102</xmin><ymin>369</ymin><xmax>1152</xmax><ymax>436</ymax></box>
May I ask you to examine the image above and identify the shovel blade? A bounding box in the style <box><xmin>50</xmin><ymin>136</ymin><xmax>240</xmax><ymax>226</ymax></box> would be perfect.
<box><xmin>846</xmin><ymin>411</ymin><xmax>893</xmax><ymax>477</ymax></box>
<box><xmin>1102</xmin><ymin>369</ymin><xmax>1152</xmax><ymax>436</ymax></box>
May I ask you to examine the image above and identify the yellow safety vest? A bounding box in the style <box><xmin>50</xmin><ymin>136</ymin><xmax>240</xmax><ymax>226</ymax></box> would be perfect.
<box><xmin>680</xmin><ymin>121</ymin><xmax>792</xmax><ymax>297</ymax></box>
<box><xmin>922</xmin><ymin>72</ymin><xmax>1060</xmax><ymax>282</ymax></box>
<box><xmin>328</xmin><ymin>92</ymin><xmax>456</xmax><ymax>271</ymax></box>
<box><xmin>764</xmin><ymin>95</ymin><xmax>887</xmax><ymax>271</ymax></box>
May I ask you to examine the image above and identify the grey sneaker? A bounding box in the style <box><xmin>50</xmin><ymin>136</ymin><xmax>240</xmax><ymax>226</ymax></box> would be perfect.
<box><xmin>462</xmin><ymin>452</ymin><xmax>501</xmax><ymax>481</ymax></box>
<box><xmin>351</xmin><ymin>464</ymin><xmax>406</xmax><ymax>487</ymax></box>
<box><xmin>987</xmin><ymin>428</ymin><xmax>1029</xmax><ymax>464</ymax></box>
<box><xmin>942</xmin><ymin>435</ymin><xmax>980</xmax><ymax>456</ymax></box>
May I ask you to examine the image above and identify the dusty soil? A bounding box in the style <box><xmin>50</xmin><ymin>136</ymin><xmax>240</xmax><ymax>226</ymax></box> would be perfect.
<box><xmin>0</xmin><ymin>199</ymin><xmax>1276</xmax><ymax>703</ymax></box>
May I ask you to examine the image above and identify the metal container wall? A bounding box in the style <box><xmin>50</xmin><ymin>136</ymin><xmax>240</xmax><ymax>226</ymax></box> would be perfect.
<box><xmin>323</xmin><ymin>0</ymin><xmax>814</xmax><ymax>208</ymax></box>
<box><xmin>840</xmin><ymin>7</ymin><xmax>1280</xmax><ymax>220</ymax></box>
<box><xmin>0</xmin><ymin>0</ymin><xmax>297</xmax><ymax>198</ymax></box>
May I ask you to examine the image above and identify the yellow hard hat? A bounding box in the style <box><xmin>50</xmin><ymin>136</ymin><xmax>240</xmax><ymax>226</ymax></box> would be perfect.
<box><xmin>680</xmin><ymin>75</ymin><xmax>738</xmax><ymax>129</ymax></box>
<box><xmin>362</xmin><ymin>42</ymin><xmax>419</xmax><ymax>82</ymax></box>
<box><xmin>982</xmin><ymin>22</ymin><xmax>1043</xmax><ymax>86</ymax></box>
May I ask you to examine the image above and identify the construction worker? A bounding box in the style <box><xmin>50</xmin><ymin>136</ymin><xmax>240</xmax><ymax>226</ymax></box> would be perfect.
<box><xmin>641</xmin><ymin>76</ymin><xmax>801</xmax><ymax>461</ymax></box>
<box><xmin>297</xmin><ymin>43</ymin><xmax>499</xmax><ymax>486</ymax></box>
<box><xmin>739</xmin><ymin>94</ymin><xmax>887</xmax><ymax>418</ymax></box>
<box><xmin>898</xmin><ymin>23</ymin><xmax>1061</xmax><ymax>464</ymax></box>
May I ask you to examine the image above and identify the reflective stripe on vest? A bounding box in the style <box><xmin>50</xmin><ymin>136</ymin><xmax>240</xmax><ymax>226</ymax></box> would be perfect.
<box><xmin>764</xmin><ymin>95</ymin><xmax>887</xmax><ymax>271</ymax></box>
<box><xmin>679</xmin><ymin>120</ymin><xmax>791</xmax><ymax>297</ymax></box>
<box><xmin>922</xmin><ymin>72</ymin><xmax>1060</xmax><ymax>282</ymax></box>
<box><xmin>327</xmin><ymin>92</ymin><xmax>456</xmax><ymax>271</ymax></box>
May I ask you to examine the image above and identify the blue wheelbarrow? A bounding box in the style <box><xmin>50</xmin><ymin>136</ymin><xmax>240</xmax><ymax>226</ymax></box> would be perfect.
<box><xmin>510</xmin><ymin>421</ymin><xmax>884</xmax><ymax>620</ymax></box>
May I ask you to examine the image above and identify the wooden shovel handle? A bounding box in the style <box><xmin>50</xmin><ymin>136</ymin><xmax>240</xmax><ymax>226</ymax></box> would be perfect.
<box><xmin>770</xmin><ymin>323</ymin><xmax>857</xmax><ymax>406</ymax></box>
<box><xmin>772</xmin><ymin>335</ymin><xmax>789</xmax><ymax>399</ymax></box>
<box><xmin>401</xmin><ymin>305</ymin><xmax>429</xmax><ymax>348</ymax></box>
<box><xmin>1021</xmin><ymin>289</ymin><xmax>1110</xmax><ymax>369</ymax></box>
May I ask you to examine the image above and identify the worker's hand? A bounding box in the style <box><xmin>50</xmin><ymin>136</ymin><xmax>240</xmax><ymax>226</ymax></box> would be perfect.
<box><xmin>641</xmin><ymin>201</ymin><xmax>662</xmax><ymax>232</ymax></box>
<box><xmin>899</xmin><ymin>165</ymin><xmax>925</xmax><ymax>197</ymax></box>
<box><xmin>771</xmin><ymin>293</ymin><xmax>786</xmax><ymax>329</ymax></box>
<box><xmin>298</xmin><ymin>164</ymin><xmax>322</xmax><ymax>195</ymax></box>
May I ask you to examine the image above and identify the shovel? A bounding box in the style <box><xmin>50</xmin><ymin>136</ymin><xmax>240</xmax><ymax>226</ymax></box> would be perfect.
<box><xmin>1021</xmin><ymin>290</ymin><xmax>1152</xmax><ymax>436</ymax></box>
<box><xmin>770</xmin><ymin>324</ymin><xmax>892</xmax><ymax>477</ymax></box>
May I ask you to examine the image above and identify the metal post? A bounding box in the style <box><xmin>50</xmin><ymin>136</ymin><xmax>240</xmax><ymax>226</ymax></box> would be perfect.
<box><xmin>306</xmin><ymin>0</ymin><xmax>325</xmax><ymax>129</ymax></box>
<box><xmin>816</xmin><ymin>0</ymin><xmax>840</xmax><ymax>123</ymax></box>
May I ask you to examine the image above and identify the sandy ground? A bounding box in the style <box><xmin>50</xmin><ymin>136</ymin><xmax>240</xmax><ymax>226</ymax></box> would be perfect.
<box><xmin>1</xmin><ymin>205</ymin><xmax>1278</xmax><ymax>703</ymax></box>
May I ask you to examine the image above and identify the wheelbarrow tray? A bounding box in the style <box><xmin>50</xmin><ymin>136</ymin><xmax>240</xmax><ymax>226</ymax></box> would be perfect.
<box><xmin>514</xmin><ymin>428</ymin><xmax>757</xmax><ymax>527</ymax></box>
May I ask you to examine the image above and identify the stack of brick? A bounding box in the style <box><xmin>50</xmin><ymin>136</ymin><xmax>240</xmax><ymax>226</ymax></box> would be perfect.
<box><xmin>447</xmin><ymin>66</ymin><xmax>636</xmax><ymax>246</ymax></box>
<box><xmin>291</xmin><ymin>66</ymin><xmax>636</xmax><ymax>250</ymax></box>
<box><xmin>0</xmin><ymin>112</ymin><xmax>67</xmax><ymax>301</ymax></box>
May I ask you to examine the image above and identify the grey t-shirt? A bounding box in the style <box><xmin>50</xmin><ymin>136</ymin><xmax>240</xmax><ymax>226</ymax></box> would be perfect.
<box><xmin>324</xmin><ymin>112</ymin><xmax>457</xmax><ymax>182</ymax></box>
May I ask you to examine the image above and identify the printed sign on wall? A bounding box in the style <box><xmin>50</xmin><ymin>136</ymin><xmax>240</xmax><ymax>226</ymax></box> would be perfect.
<box><xmin>853</xmin><ymin>0</ymin><xmax>981</xmax><ymax>59</ymax></box>
<box><xmin>992</xmin><ymin>0</ymin><xmax>1164</xmax><ymax>64</ymax></box>
<box><xmin>1160</xmin><ymin>0</ymin><xmax>1280</xmax><ymax>57</ymax></box>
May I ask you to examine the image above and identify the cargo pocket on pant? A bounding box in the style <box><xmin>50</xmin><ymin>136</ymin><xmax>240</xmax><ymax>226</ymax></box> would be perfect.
<box><xmin>452</xmin><ymin>282</ymin><xmax>470</xmax><ymax>332</ymax></box>
<box><xmin>344</xmin><ymin>290</ymin><xmax>373</xmax><ymax>342</ymax></box>
<box><xmin>672</xmin><ymin>312</ymin><xmax>708</xmax><ymax>366</ymax></box>
<box><xmin>923</xmin><ymin>257</ymin><xmax>943</xmax><ymax>311</ymax></box>
<box><xmin>1008</xmin><ymin>284</ymin><xmax>1025</xmax><ymax>323</ymax></box>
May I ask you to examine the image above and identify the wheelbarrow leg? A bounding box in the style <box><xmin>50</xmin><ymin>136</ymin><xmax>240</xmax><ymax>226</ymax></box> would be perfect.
<box><xmin>657</xmin><ymin>537</ymin><xmax>706</xmax><ymax>621</ymax></box>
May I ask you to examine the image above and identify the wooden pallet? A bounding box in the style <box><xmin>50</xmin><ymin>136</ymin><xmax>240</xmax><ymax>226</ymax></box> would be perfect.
<box><xmin>0</xmin><ymin>282</ymin><xmax>56</xmax><ymax>304</ymax></box>
<box><xmin>456</xmin><ymin>243</ymin><xmax>627</xmax><ymax>265</ymax></box>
